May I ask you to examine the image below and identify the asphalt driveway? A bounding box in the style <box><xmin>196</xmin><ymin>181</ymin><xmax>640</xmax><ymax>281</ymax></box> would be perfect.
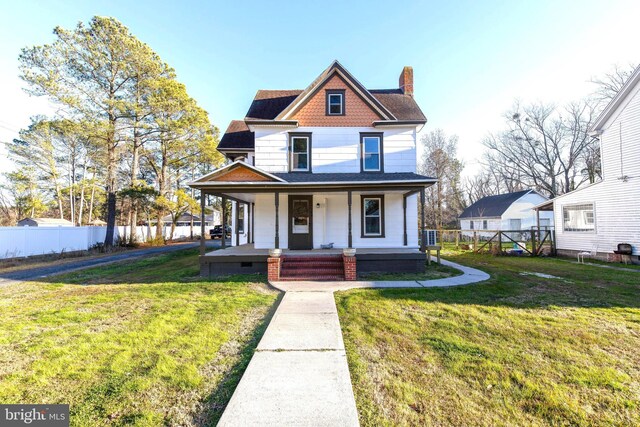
<box><xmin>0</xmin><ymin>239</ymin><xmax>228</xmax><ymax>286</ymax></box>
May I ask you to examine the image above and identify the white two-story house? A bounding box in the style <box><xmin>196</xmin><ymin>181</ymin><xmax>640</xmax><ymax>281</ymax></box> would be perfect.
<box><xmin>190</xmin><ymin>61</ymin><xmax>436</xmax><ymax>278</ymax></box>
<box><xmin>535</xmin><ymin>66</ymin><xmax>640</xmax><ymax>262</ymax></box>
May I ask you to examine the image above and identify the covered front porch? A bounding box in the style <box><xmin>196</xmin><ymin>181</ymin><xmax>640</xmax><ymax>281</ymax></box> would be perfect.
<box><xmin>200</xmin><ymin>243</ymin><xmax>427</xmax><ymax>278</ymax></box>
<box><xmin>189</xmin><ymin>161</ymin><xmax>436</xmax><ymax>279</ymax></box>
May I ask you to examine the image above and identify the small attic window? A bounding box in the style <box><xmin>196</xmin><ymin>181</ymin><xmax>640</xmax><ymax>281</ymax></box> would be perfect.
<box><xmin>326</xmin><ymin>90</ymin><xmax>345</xmax><ymax>115</ymax></box>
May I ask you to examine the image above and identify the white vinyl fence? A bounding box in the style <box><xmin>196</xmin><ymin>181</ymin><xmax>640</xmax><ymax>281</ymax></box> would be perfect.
<box><xmin>0</xmin><ymin>225</ymin><xmax>206</xmax><ymax>259</ymax></box>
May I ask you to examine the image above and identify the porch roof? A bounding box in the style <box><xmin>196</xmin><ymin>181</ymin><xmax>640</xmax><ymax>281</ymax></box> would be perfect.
<box><xmin>190</xmin><ymin>170</ymin><xmax>436</xmax><ymax>193</ymax></box>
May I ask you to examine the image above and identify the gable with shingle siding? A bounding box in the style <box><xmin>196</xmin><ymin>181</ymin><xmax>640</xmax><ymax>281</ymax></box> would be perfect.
<box><xmin>291</xmin><ymin>74</ymin><xmax>383</xmax><ymax>127</ymax></box>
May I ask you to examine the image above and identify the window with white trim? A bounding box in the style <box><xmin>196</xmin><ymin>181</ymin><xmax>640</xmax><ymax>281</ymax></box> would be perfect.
<box><xmin>361</xmin><ymin>134</ymin><xmax>382</xmax><ymax>172</ymax></box>
<box><xmin>326</xmin><ymin>91</ymin><xmax>344</xmax><ymax>115</ymax></box>
<box><xmin>470</xmin><ymin>220</ymin><xmax>474</xmax><ymax>230</ymax></box>
<box><xmin>562</xmin><ymin>203</ymin><xmax>595</xmax><ymax>232</ymax></box>
<box><xmin>289</xmin><ymin>135</ymin><xmax>310</xmax><ymax>171</ymax></box>
<box><xmin>237</xmin><ymin>205</ymin><xmax>245</xmax><ymax>233</ymax></box>
<box><xmin>362</xmin><ymin>196</ymin><xmax>384</xmax><ymax>237</ymax></box>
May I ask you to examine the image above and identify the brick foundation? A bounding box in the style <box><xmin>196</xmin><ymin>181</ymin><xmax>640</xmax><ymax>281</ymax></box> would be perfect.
<box><xmin>343</xmin><ymin>255</ymin><xmax>356</xmax><ymax>281</ymax></box>
<box><xmin>267</xmin><ymin>257</ymin><xmax>281</xmax><ymax>281</ymax></box>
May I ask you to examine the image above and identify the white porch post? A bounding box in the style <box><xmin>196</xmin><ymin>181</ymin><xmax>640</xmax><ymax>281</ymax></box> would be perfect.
<box><xmin>199</xmin><ymin>190</ymin><xmax>206</xmax><ymax>256</ymax></box>
<box><xmin>221</xmin><ymin>196</ymin><xmax>227</xmax><ymax>249</ymax></box>
<box><xmin>347</xmin><ymin>190</ymin><xmax>353</xmax><ymax>248</ymax></box>
<box><xmin>420</xmin><ymin>187</ymin><xmax>426</xmax><ymax>252</ymax></box>
<box><xmin>274</xmin><ymin>192</ymin><xmax>280</xmax><ymax>249</ymax></box>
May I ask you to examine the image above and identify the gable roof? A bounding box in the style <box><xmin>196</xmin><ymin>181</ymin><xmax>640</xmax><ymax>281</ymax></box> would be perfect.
<box><xmin>276</xmin><ymin>60</ymin><xmax>395</xmax><ymax>121</ymax></box>
<box><xmin>591</xmin><ymin>65</ymin><xmax>640</xmax><ymax>132</ymax></box>
<box><xmin>217</xmin><ymin>61</ymin><xmax>427</xmax><ymax>152</ymax></box>
<box><xmin>191</xmin><ymin>161</ymin><xmax>286</xmax><ymax>184</ymax></box>
<box><xmin>459</xmin><ymin>190</ymin><xmax>542</xmax><ymax>219</ymax></box>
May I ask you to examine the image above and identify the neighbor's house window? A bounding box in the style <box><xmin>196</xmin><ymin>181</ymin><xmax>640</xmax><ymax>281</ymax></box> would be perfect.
<box><xmin>483</xmin><ymin>220</ymin><xmax>488</xmax><ymax>230</ymax></box>
<box><xmin>360</xmin><ymin>133</ymin><xmax>383</xmax><ymax>172</ymax></box>
<box><xmin>237</xmin><ymin>205</ymin><xmax>245</xmax><ymax>233</ymax></box>
<box><xmin>361</xmin><ymin>195</ymin><xmax>385</xmax><ymax>237</ymax></box>
<box><xmin>563</xmin><ymin>203</ymin><xmax>595</xmax><ymax>232</ymax></box>
<box><xmin>289</xmin><ymin>133</ymin><xmax>311</xmax><ymax>172</ymax></box>
<box><xmin>470</xmin><ymin>220</ymin><xmax>474</xmax><ymax>230</ymax></box>
<box><xmin>326</xmin><ymin>90</ymin><xmax>345</xmax><ymax>115</ymax></box>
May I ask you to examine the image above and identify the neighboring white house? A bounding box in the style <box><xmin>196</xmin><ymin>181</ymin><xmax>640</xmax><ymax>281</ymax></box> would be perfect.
<box><xmin>535</xmin><ymin>66</ymin><xmax>640</xmax><ymax>261</ymax></box>
<box><xmin>459</xmin><ymin>190</ymin><xmax>553</xmax><ymax>237</ymax></box>
<box><xmin>190</xmin><ymin>61</ymin><xmax>436</xmax><ymax>276</ymax></box>
<box><xmin>17</xmin><ymin>217</ymin><xmax>74</xmax><ymax>227</ymax></box>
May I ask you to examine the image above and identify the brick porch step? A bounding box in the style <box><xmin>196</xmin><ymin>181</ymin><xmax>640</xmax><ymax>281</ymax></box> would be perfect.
<box><xmin>282</xmin><ymin>256</ymin><xmax>343</xmax><ymax>262</ymax></box>
<box><xmin>279</xmin><ymin>255</ymin><xmax>346</xmax><ymax>281</ymax></box>
<box><xmin>281</xmin><ymin>268</ymin><xmax>344</xmax><ymax>276</ymax></box>
<box><xmin>277</xmin><ymin>275</ymin><xmax>345</xmax><ymax>281</ymax></box>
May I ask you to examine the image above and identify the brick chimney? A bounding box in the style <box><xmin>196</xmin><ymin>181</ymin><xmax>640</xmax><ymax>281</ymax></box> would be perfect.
<box><xmin>399</xmin><ymin>66</ymin><xmax>414</xmax><ymax>97</ymax></box>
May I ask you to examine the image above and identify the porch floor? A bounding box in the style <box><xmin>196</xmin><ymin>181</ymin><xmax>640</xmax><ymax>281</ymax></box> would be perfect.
<box><xmin>205</xmin><ymin>243</ymin><xmax>421</xmax><ymax>257</ymax></box>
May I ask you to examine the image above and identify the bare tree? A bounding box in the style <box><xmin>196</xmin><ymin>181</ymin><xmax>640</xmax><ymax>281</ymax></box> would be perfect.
<box><xmin>418</xmin><ymin>129</ymin><xmax>465</xmax><ymax>228</ymax></box>
<box><xmin>481</xmin><ymin>100</ymin><xmax>597</xmax><ymax>197</ymax></box>
<box><xmin>590</xmin><ymin>64</ymin><xmax>637</xmax><ymax>106</ymax></box>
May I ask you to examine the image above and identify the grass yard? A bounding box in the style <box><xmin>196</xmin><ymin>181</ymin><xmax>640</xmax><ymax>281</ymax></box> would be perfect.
<box><xmin>358</xmin><ymin>261</ymin><xmax>461</xmax><ymax>281</ymax></box>
<box><xmin>336</xmin><ymin>253</ymin><xmax>640</xmax><ymax>426</ymax></box>
<box><xmin>0</xmin><ymin>249</ymin><xmax>279</xmax><ymax>426</ymax></box>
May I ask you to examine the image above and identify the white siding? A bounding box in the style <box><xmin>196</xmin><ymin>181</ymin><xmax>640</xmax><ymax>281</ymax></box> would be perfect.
<box><xmin>460</xmin><ymin>218</ymin><xmax>501</xmax><ymax>238</ymax></box>
<box><xmin>552</xmin><ymin>81</ymin><xmax>640</xmax><ymax>256</ymax></box>
<box><xmin>460</xmin><ymin>193</ymin><xmax>553</xmax><ymax>238</ymax></box>
<box><xmin>500</xmin><ymin>193</ymin><xmax>554</xmax><ymax>229</ymax></box>
<box><xmin>251</xmin><ymin>191</ymin><xmax>418</xmax><ymax>249</ymax></box>
<box><xmin>253</xmin><ymin>126</ymin><xmax>417</xmax><ymax>174</ymax></box>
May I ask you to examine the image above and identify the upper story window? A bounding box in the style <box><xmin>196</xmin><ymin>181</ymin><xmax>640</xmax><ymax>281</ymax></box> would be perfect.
<box><xmin>289</xmin><ymin>133</ymin><xmax>311</xmax><ymax>172</ymax></box>
<box><xmin>563</xmin><ymin>203</ymin><xmax>595</xmax><ymax>232</ymax></box>
<box><xmin>360</xmin><ymin>133</ymin><xmax>383</xmax><ymax>172</ymax></box>
<box><xmin>326</xmin><ymin>90</ymin><xmax>345</xmax><ymax>115</ymax></box>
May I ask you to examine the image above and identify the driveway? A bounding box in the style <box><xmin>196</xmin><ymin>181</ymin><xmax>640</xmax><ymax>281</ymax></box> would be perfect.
<box><xmin>0</xmin><ymin>239</ymin><xmax>228</xmax><ymax>286</ymax></box>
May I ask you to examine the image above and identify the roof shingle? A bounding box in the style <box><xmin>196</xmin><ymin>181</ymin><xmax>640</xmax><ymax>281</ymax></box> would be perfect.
<box><xmin>273</xmin><ymin>172</ymin><xmax>435</xmax><ymax>183</ymax></box>
<box><xmin>459</xmin><ymin>190</ymin><xmax>536</xmax><ymax>218</ymax></box>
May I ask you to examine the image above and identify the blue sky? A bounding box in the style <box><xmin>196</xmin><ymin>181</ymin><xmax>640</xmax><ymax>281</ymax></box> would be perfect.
<box><xmin>1</xmin><ymin>0</ymin><xmax>639</xmax><ymax>178</ymax></box>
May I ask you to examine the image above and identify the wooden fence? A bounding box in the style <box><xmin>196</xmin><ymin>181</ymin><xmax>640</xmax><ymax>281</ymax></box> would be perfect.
<box><xmin>437</xmin><ymin>228</ymin><xmax>556</xmax><ymax>256</ymax></box>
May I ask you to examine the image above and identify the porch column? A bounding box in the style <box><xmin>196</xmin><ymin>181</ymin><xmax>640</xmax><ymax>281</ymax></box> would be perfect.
<box><xmin>251</xmin><ymin>203</ymin><xmax>255</xmax><ymax>243</ymax></box>
<box><xmin>403</xmin><ymin>195</ymin><xmax>408</xmax><ymax>246</ymax></box>
<box><xmin>347</xmin><ymin>190</ymin><xmax>353</xmax><ymax>248</ymax></box>
<box><xmin>221</xmin><ymin>196</ymin><xmax>226</xmax><ymax>249</ymax></box>
<box><xmin>199</xmin><ymin>190</ymin><xmax>206</xmax><ymax>256</ymax></box>
<box><xmin>247</xmin><ymin>203</ymin><xmax>251</xmax><ymax>245</ymax></box>
<box><xmin>235</xmin><ymin>201</ymin><xmax>240</xmax><ymax>246</ymax></box>
<box><xmin>420</xmin><ymin>187</ymin><xmax>426</xmax><ymax>252</ymax></box>
<box><xmin>274</xmin><ymin>192</ymin><xmax>280</xmax><ymax>249</ymax></box>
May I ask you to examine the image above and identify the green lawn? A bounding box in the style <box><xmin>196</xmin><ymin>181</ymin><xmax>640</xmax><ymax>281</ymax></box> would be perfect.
<box><xmin>358</xmin><ymin>261</ymin><xmax>461</xmax><ymax>281</ymax></box>
<box><xmin>336</xmin><ymin>253</ymin><xmax>640</xmax><ymax>426</ymax></box>
<box><xmin>0</xmin><ymin>249</ymin><xmax>279</xmax><ymax>426</ymax></box>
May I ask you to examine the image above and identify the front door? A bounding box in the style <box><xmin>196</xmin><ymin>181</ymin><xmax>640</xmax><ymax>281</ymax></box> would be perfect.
<box><xmin>288</xmin><ymin>195</ymin><xmax>313</xmax><ymax>250</ymax></box>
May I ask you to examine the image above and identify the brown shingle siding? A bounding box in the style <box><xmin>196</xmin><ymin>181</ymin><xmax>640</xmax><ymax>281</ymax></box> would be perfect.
<box><xmin>292</xmin><ymin>74</ymin><xmax>383</xmax><ymax>127</ymax></box>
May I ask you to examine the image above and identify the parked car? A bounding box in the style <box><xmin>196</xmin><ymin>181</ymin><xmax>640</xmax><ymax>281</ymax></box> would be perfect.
<box><xmin>210</xmin><ymin>225</ymin><xmax>231</xmax><ymax>239</ymax></box>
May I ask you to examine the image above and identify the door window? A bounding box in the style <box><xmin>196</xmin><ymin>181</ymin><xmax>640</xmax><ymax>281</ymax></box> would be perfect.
<box><xmin>292</xmin><ymin>200</ymin><xmax>310</xmax><ymax>234</ymax></box>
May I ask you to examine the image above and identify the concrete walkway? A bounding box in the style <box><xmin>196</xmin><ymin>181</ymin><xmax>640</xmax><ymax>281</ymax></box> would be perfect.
<box><xmin>217</xmin><ymin>291</ymin><xmax>360</xmax><ymax>426</ymax></box>
<box><xmin>270</xmin><ymin>258</ymin><xmax>490</xmax><ymax>292</ymax></box>
<box><xmin>218</xmin><ymin>259</ymin><xmax>489</xmax><ymax>426</ymax></box>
